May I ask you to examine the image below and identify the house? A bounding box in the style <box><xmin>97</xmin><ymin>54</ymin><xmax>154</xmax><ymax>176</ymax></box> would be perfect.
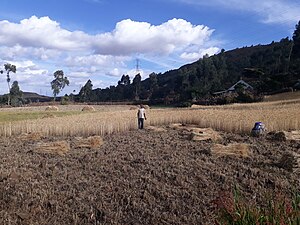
<box><xmin>213</xmin><ymin>79</ymin><xmax>253</xmax><ymax>95</ymax></box>
<box><xmin>227</xmin><ymin>80</ymin><xmax>253</xmax><ymax>92</ymax></box>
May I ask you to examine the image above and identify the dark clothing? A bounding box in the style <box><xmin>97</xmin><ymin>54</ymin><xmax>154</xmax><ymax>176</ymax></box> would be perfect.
<box><xmin>138</xmin><ymin>118</ymin><xmax>144</xmax><ymax>129</ymax></box>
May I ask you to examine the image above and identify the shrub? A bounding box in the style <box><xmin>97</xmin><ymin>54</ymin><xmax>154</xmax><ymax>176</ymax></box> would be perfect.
<box><xmin>214</xmin><ymin>187</ymin><xmax>300</xmax><ymax>225</ymax></box>
<box><xmin>60</xmin><ymin>95</ymin><xmax>69</xmax><ymax>105</ymax></box>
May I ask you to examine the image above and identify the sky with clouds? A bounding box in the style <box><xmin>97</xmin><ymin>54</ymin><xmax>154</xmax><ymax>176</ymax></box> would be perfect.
<box><xmin>0</xmin><ymin>0</ymin><xmax>299</xmax><ymax>96</ymax></box>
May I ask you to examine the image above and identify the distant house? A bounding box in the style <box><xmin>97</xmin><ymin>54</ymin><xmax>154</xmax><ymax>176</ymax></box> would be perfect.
<box><xmin>294</xmin><ymin>80</ymin><xmax>300</xmax><ymax>90</ymax></box>
<box><xmin>227</xmin><ymin>80</ymin><xmax>253</xmax><ymax>92</ymax></box>
<box><xmin>213</xmin><ymin>80</ymin><xmax>253</xmax><ymax>95</ymax></box>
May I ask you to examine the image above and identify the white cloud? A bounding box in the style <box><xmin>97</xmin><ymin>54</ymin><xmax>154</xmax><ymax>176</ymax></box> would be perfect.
<box><xmin>0</xmin><ymin>16</ymin><xmax>91</xmax><ymax>51</ymax></box>
<box><xmin>0</xmin><ymin>45</ymin><xmax>61</xmax><ymax>61</ymax></box>
<box><xmin>0</xmin><ymin>60</ymin><xmax>50</xmax><ymax>94</ymax></box>
<box><xmin>180</xmin><ymin>47</ymin><xmax>220</xmax><ymax>61</ymax></box>
<box><xmin>106</xmin><ymin>68</ymin><xmax>122</xmax><ymax>77</ymax></box>
<box><xmin>0</xmin><ymin>16</ymin><xmax>215</xmax><ymax>57</ymax></box>
<box><xmin>65</xmin><ymin>55</ymin><xmax>129</xmax><ymax>67</ymax></box>
<box><xmin>68</xmin><ymin>71</ymin><xmax>91</xmax><ymax>78</ymax></box>
<box><xmin>173</xmin><ymin>0</ymin><xmax>300</xmax><ymax>25</ymax></box>
<box><xmin>93</xmin><ymin>18</ymin><xmax>214</xmax><ymax>55</ymax></box>
<box><xmin>0</xmin><ymin>16</ymin><xmax>218</xmax><ymax>94</ymax></box>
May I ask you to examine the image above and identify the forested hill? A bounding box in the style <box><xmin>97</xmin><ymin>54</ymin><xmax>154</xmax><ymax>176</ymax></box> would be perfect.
<box><xmin>78</xmin><ymin>22</ymin><xmax>300</xmax><ymax>105</ymax></box>
<box><xmin>153</xmin><ymin>38</ymin><xmax>297</xmax><ymax>99</ymax></box>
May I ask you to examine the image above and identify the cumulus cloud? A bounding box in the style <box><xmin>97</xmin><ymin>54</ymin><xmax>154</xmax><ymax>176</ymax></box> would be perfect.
<box><xmin>0</xmin><ymin>16</ymin><xmax>90</xmax><ymax>51</ymax></box>
<box><xmin>0</xmin><ymin>16</ymin><xmax>218</xmax><ymax>93</ymax></box>
<box><xmin>93</xmin><ymin>18</ymin><xmax>214</xmax><ymax>55</ymax></box>
<box><xmin>0</xmin><ymin>16</ymin><xmax>215</xmax><ymax>57</ymax></box>
<box><xmin>0</xmin><ymin>45</ymin><xmax>60</xmax><ymax>61</ymax></box>
<box><xmin>180</xmin><ymin>47</ymin><xmax>220</xmax><ymax>61</ymax></box>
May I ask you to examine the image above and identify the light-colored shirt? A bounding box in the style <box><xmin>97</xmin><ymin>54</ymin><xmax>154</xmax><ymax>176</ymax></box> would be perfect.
<box><xmin>138</xmin><ymin>108</ymin><xmax>145</xmax><ymax>119</ymax></box>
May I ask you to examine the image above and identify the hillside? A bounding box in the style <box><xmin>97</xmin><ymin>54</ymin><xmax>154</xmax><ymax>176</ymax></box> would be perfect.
<box><xmin>22</xmin><ymin>92</ymin><xmax>52</xmax><ymax>102</ymax></box>
<box><xmin>263</xmin><ymin>91</ymin><xmax>300</xmax><ymax>102</ymax></box>
<box><xmin>83</xmin><ymin>37</ymin><xmax>299</xmax><ymax>105</ymax></box>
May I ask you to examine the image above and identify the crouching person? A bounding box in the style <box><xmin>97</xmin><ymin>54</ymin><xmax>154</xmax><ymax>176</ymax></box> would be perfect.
<box><xmin>251</xmin><ymin>122</ymin><xmax>266</xmax><ymax>137</ymax></box>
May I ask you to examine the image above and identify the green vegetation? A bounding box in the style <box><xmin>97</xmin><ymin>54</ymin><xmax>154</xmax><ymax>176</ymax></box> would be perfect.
<box><xmin>0</xmin><ymin>111</ymin><xmax>82</xmax><ymax>123</ymax></box>
<box><xmin>51</xmin><ymin>70</ymin><xmax>70</xmax><ymax>101</ymax></box>
<box><xmin>1</xmin><ymin>63</ymin><xmax>17</xmax><ymax>105</ymax></box>
<box><xmin>214</xmin><ymin>187</ymin><xmax>300</xmax><ymax>225</ymax></box>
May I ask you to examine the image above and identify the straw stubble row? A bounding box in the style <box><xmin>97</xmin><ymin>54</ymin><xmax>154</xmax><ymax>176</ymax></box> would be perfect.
<box><xmin>0</xmin><ymin>101</ymin><xmax>299</xmax><ymax>137</ymax></box>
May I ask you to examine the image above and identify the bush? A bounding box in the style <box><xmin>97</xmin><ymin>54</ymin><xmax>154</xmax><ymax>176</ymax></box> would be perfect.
<box><xmin>177</xmin><ymin>101</ymin><xmax>192</xmax><ymax>107</ymax></box>
<box><xmin>214</xmin><ymin>186</ymin><xmax>300</xmax><ymax>224</ymax></box>
<box><xmin>60</xmin><ymin>95</ymin><xmax>69</xmax><ymax>105</ymax></box>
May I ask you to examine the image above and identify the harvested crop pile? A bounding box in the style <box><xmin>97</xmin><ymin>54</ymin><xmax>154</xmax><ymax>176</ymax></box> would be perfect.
<box><xmin>73</xmin><ymin>136</ymin><xmax>104</xmax><ymax>149</ymax></box>
<box><xmin>81</xmin><ymin>106</ymin><xmax>96</xmax><ymax>112</ymax></box>
<box><xmin>45</xmin><ymin>106</ymin><xmax>59</xmax><ymax>111</ymax></box>
<box><xmin>18</xmin><ymin>132</ymin><xmax>44</xmax><ymax>141</ymax></box>
<box><xmin>190</xmin><ymin>128</ymin><xmax>223</xmax><ymax>142</ymax></box>
<box><xmin>0</xmin><ymin>127</ymin><xmax>299</xmax><ymax>225</ymax></box>
<box><xmin>211</xmin><ymin>143</ymin><xmax>250</xmax><ymax>157</ymax></box>
<box><xmin>33</xmin><ymin>140</ymin><xmax>70</xmax><ymax>155</ymax></box>
<box><xmin>169</xmin><ymin>124</ymin><xmax>222</xmax><ymax>142</ymax></box>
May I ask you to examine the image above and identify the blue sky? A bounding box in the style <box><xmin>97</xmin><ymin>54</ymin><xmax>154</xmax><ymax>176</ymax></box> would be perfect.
<box><xmin>0</xmin><ymin>0</ymin><xmax>299</xmax><ymax>96</ymax></box>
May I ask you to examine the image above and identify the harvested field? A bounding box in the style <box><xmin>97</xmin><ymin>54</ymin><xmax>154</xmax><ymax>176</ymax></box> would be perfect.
<box><xmin>0</xmin><ymin>104</ymin><xmax>135</xmax><ymax>112</ymax></box>
<box><xmin>0</xmin><ymin>126</ymin><xmax>299</xmax><ymax>224</ymax></box>
<box><xmin>0</xmin><ymin>99</ymin><xmax>299</xmax><ymax>137</ymax></box>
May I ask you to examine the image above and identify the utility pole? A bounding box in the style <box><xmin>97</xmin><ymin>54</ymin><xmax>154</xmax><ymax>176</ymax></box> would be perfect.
<box><xmin>136</xmin><ymin>58</ymin><xmax>140</xmax><ymax>74</ymax></box>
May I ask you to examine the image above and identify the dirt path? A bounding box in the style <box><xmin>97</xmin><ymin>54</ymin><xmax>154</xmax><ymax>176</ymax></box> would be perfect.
<box><xmin>0</xmin><ymin>127</ymin><xmax>299</xmax><ymax>224</ymax></box>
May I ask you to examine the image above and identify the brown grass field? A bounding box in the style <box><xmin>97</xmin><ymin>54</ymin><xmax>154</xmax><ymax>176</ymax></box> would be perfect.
<box><xmin>0</xmin><ymin>97</ymin><xmax>299</xmax><ymax>137</ymax></box>
<box><xmin>0</xmin><ymin>94</ymin><xmax>299</xmax><ymax>224</ymax></box>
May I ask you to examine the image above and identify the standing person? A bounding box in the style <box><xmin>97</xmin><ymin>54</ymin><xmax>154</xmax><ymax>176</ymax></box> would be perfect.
<box><xmin>137</xmin><ymin>104</ymin><xmax>147</xmax><ymax>129</ymax></box>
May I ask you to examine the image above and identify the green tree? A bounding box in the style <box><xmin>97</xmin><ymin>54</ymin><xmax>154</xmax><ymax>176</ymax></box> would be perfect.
<box><xmin>0</xmin><ymin>63</ymin><xmax>17</xmax><ymax>105</ymax></box>
<box><xmin>132</xmin><ymin>73</ymin><xmax>141</xmax><ymax>100</ymax></box>
<box><xmin>292</xmin><ymin>20</ymin><xmax>300</xmax><ymax>59</ymax></box>
<box><xmin>79</xmin><ymin>79</ymin><xmax>93</xmax><ymax>102</ymax></box>
<box><xmin>51</xmin><ymin>70</ymin><xmax>69</xmax><ymax>101</ymax></box>
<box><xmin>116</xmin><ymin>75</ymin><xmax>131</xmax><ymax>100</ymax></box>
<box><xmin>10</xmin><ymin>81</ymin><xmax>23</xmax><ymax>107</ymax></box>
<box><xmin>118</xmin><ymin>74</ymin><xmax>131</xmax><ymax>86</ymax></box>
<box><xmin>148</xmin><ymin>72</ymin><xmax>158</xmax><ymax>99</ymax></box>
<box><xmin>290</xmin><ymin>20</ymin><xmax>300</xmax><ymax>76</ymax></box>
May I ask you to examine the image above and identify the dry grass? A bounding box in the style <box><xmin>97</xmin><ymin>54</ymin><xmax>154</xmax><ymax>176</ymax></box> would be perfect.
<box><xmin>73</xmin><ymin>136</ymin><xmax>104</xmax><ymax>149</ymax></box>
<box><xmin>129</xmin><ymin>106</ymin><xmax>139</xmax><ymax>110</ymax></box>
<box><xmin>263</xmin><ymin>91</ymin><xmax>300</xmax><ymax>102</ymax></box>
<box><xmin>0</xmin><ymin>99</ymin><xmax>299</xmax><ymax>137</ymax></box>
<box><xmin>45</xmin><ymin>106</ymin><xmax>59</xmax><ymax>111</ymax></box>
<box><xmin>168</xmin><ymin>124</ymin><xmax>222</xmax><ymax>142</ymax></box>
<box><xmin>33</xmin><ymin>141</ymin><xmax>70</xmax><ymax>156</ymax></box>
<box><xmin>145</xmin><ymin>126</ymin><xmax>167</xmax><ymax>132</ymax></box>
<box><xmin>190</xmin><ymin>128</ymin><xmax>223</xmax><ymax>142</ymax></box>
<box><xmin>41</xmin><ymin>113</ymin><xmax>56</xmax><ymax>119</ymax></box>
<box><xmin>18</xmin><ymin>132</ymin><xmax>44</xmax><ymax>141</ymax></box>
<box><xmin>81</xmin><ymin>106</ymin><xmax>96</xmax><ymax>112</ymax></box>
<box><xmin>211</xmin><ymin>143</ymin><xmax>250</xmax><ymax>157</ymax></box>
<box><xmin>284</xmin><ymin>130</ymin><xmax>300</xmax><ymax>141</ymax></box>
